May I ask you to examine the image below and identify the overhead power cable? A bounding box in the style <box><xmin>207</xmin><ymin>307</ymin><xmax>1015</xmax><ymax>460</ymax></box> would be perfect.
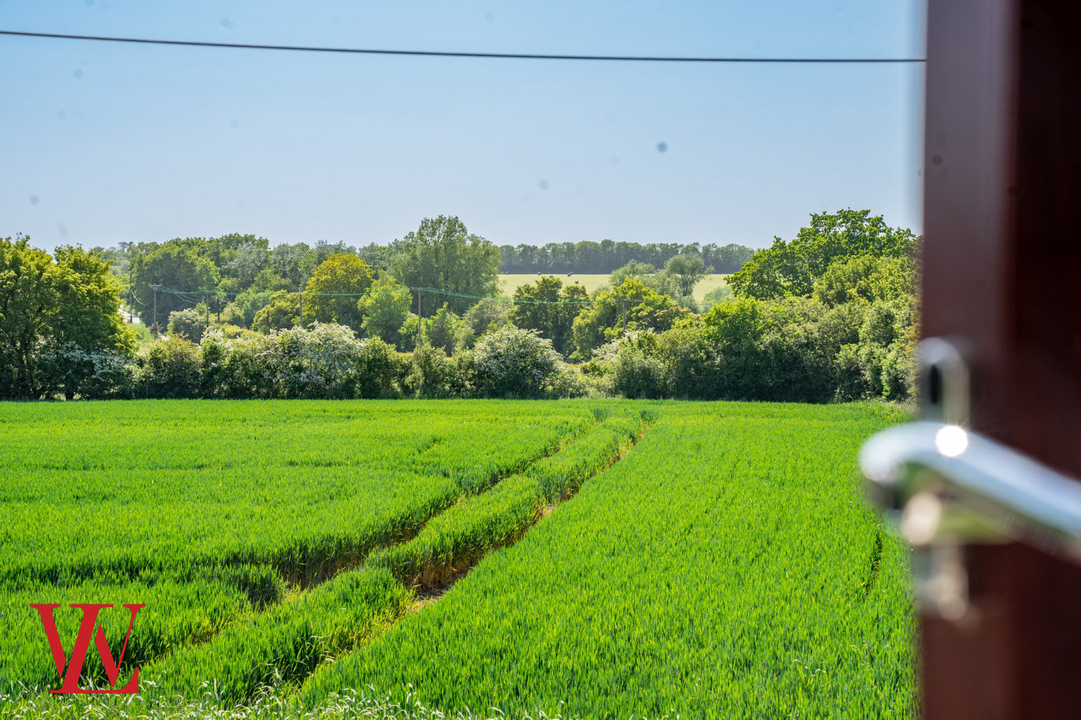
<box><xmin>0</xmin><ymin>30</ymin><xmax>926</xmax><ymax>63</ymax></box>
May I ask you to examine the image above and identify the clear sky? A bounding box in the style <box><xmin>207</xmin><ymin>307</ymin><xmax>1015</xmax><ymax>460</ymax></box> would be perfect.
<box><xmin>2</xmin><ymin>1</ymin><xmax>925</xmax><ymax>252</ymax></box>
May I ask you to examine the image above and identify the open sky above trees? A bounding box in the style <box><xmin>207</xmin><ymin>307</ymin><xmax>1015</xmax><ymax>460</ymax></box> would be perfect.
<box><xmin>2</xmin><ymin>0</ymin><xmax>923</xmax><ymax>250</ymax></box>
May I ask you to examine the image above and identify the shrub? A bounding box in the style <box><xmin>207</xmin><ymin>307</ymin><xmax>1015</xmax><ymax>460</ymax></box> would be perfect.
<box><xmin>546</xmin><ymin>367</ymin><xmax>594</xmax><ymax>399</ymax></box>
<box><xmin>471</xmin><ymin>327</ymin><xmax>561</xmax><ymax>398</ymax></box>
<box><xmin>260</xmin><ymin>323</ymin><xmax>365</xmax><ymax>399</ymax></box>
<box><xmin>199</xmin><ymin>327</ymin><xmax>239</xmax><ymax>398</ymax></box>
<box><xmin>356</xmin><ymin>338</ymin><xmax>406</xmax><ymax>398</ymax></box>
<box><xmin>215</xmin><ymin>334</ymin><xmax>270</xmax><ymax>399</ymax></box>
<box><xmin>405</xmin><ymin>344</ymin><xmax>456</xmax><ymax>398</ymax></box>
<box><xmin>42</xmin><ymin>345</ymin><xmax>137</xmax><ymax>399</ymax></box>
<box><xmin>610</xmin><ymin>336</ymin><xmax>668</xmax><ymax>399</ymax></box>
<box><xmin>836</xmin><ymin>299</ymin><xmax>917</xmax><ymax>402</ymax></box>
<box><xmin>425</xmin><ymin>304</ymin><xmax>469</xmax><ymax>355</ymax></box>
<box><xmin>463</xmin><ymin>298</ymin><xmax>512</xmax><ymax>340</ymax></box>
<box><xmin>167</xmin><ymin>307</ymin><xmax>208</xmax><ymax>342</ymax></box>
<box><xmin>139</xmin><ymin>337</ymin><xmax>202</xmax><ymax>398</ymax></box>
<box><xmin>397</xmin><ymin>314</ymin><xmax>420</xmax><ymax>352</ymax></box>
<box><xmin>655</xmin><ymin>323</ymin><xmax>723</xmax><ymax>399</ymax></box>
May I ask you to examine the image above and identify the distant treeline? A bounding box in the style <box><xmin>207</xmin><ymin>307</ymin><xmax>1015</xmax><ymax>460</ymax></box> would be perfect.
<box><xmin>2</xmin><ymin>210</ymin><xmax>919</xmax><ymax>404</ymax></box>
<box><xmin>498</xmin><ymin>241</ymin><xmax>754</xmax><ymax>275</ymax></box>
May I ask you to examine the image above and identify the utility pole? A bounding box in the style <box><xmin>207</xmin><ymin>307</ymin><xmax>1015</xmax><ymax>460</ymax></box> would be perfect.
<box><xmin>152</xmin><ymin>285</ymin><xmax>158</xmax><ymax>334</ymax></box>
<box><xmin>621</xmin><ymin>297</ymin><xmax>627</xmax><ymax>336</ymax></box>
<box><xmin>417</xmin><ymin>289</ymin><xmax>423</xmax><ymax>347</ymax></box>
<box><xmin>204</xmin><ymin>293</ymin><xmax>210</xmax><ymax>328</ymax></box>
<box><xmin>298</xmin><ymin>292</ymin><xmax>303</xmax><ymax>327</ymax></box>
<box><xmin>127</xmin><ymin>288</ymin><xmax>133</xmax><ymax>323</ymax></box>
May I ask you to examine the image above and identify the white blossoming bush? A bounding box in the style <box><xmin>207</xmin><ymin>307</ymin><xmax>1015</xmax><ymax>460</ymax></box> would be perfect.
<box><xmin>470</xmin><ymin>326</ymin><xmax>561</xmax><ymax>398</ymax></box>
<box><xmin>258</xmin><ymin>323</ymin><xmax>367</xmax><ymax>399</ymax></box>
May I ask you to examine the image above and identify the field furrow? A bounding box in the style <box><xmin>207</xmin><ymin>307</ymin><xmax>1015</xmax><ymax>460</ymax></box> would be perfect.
<box><xmin>301</xmin><ymin>403</ymin><xmax>916</xmax><ymax>718</ymax></box>
<box><xmin>0</xmin><ymin>400</ymin><xmax>915</xmax><ymax>719</ymax></box>
<box><xmin>0</xmin><ymin>401</ymin><xmax>598</xmax><ymax>700</ymax></box>
<box><xmin>132</xmin><ymin>408</ymin><xmax>649</xmax><ymax>706</ymax></box>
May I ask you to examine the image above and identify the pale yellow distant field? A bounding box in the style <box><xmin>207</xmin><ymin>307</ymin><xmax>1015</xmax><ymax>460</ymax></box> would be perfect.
<box><xmin>499</xmin><ymin>273</ymin><xmax>729</xmax><ymax>303</ymax></box>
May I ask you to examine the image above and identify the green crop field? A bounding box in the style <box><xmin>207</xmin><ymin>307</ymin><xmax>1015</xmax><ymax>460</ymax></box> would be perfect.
<box><xmin>499</xmin><ymin>273</ymin><xmax>730</xmax><ymax>303</ymax></box>
<box><xmin>0</xmin><ymin>400</ymin><xmax>914</xmax><ymax>719</ymax></box>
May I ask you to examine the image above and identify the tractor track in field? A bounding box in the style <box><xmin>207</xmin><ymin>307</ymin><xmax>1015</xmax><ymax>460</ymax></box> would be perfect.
<box><xmin>108</xmin><ymin>412</ymin><xmax>652</xmax><ymax>707</ymax></box>
<box><xmin>293</xmin><ymin>412</ymin><xmax>653</xmax><ymax>687</ymax></box>
<box><xmin>124</xmin><ymin>419</ymin><xmax>606</xmax><ymax>675</ymax></box>
<box><xmin>398</xmin><ymin>413</ymin><xmax>651</xmax><ymax>612</ymax></box>
<box><xmin>264</xmin><ymin>417</ymin><xmax>598</xmax><ymax>591</ymax></box>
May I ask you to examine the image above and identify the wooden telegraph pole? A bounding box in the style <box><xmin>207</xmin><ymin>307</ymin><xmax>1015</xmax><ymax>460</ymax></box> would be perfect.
<box><xmin>417</xmin><ymin>289</ymin><xmax>424</xmax><ymax>347</ymax></box>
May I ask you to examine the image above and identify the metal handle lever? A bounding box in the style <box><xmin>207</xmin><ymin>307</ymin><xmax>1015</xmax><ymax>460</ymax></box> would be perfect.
<box><xmin>861</xmin><ymin>421</ymin><xmax>1081</xmax><ymax>563</ymax></box>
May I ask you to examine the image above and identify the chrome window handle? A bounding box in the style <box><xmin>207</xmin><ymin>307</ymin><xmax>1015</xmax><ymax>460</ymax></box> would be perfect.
<box><xmin>861</xmin><ymin>420</ymin><xmax>1081</xmax><ymax>618</ymax></box>
<box><xmin>862</xmin><ymin>421</ymin><xmax>1081</xmax><ymax>559</ymax></box>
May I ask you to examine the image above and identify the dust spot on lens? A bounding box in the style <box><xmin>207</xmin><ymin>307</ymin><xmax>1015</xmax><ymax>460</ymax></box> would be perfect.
<box><xmin>485</xmin><ymin>12</ymin><xmax>495</xmax><ymax>21</ymax></box>
<box><xmin>57</xmin><ymin>111</ymin><xmax>66</xmax><ymax>121</ymax></box>
<box><xmin>657</xmin><ymin>142</ymin><xmax>668</xmax><ymax>153</ymax></box>
<box><xmin>538</xmin><ymin>180</ymin><xmax>549</xmax><ymax>190</ymax></box>
<box><xmin>229</xmin><ymin>118</ymin><xmax>240</xmax><ymax>128</ymax></box>
<box><xmin>220</xmin><ymin>17</ymin><xmax>235</xmax><ymax>30</ymax></box>
<box><xmin>29</xmin><ymin>195</ymin><xmax>40</xmax><ymax>205</ymax></box>
<box><xmin>58</xmin><ymin>223</ymin><xmax>69</xmax><ymax>238</ymax></box>
<box><xmin>73</xmin><ymin>69</ymin><xmax>83</xmax><ymax>79</ymax></box>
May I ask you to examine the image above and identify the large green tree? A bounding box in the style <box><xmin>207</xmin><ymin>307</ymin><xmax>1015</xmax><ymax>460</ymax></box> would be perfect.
<box><xmin>390</xmin><ymin>216</ymin><xmax>501</xmax><ymax>314</ymax></box>
<box><xmin>129</xmin><ymin>240</ymin><xmax>220</xmax><ymax>330</ymax></box>
<box><xmin>812</xmin><ymin>254</ymin><xmax>916</xmax><ymax>308</ymax></box>
<box><xmin>269</xmin><ymin>242</ymin><xmax>316</xmax><ymax>291</ymax></box>
<box><xmin>511</xmin><ymin>276</ymin><xmax>589</xmax><ymax>355</ymax></box>
<box><xmin>304</xmin><ymin>254</ymin><xmax>373</xmax><ymax>330</ymax></box>
<box><xmin>358</xmin><ymin>276</ymin><xmax>412</xmax><ymax>347</ymax></box>
<box><xmin>251</xmin><ymin>292</ymin><xmax>302</xmax><ymax>333</ymax></box>
<box><xmin>0</xmin><ymin>237</ymin><xmax>132</xmax><ymax>398</ymax></box>
<box><xmin>571</xmin><ymin>278</ymin><xmax>689</xmax><ymax>359</ymax></box>
<box><xmin>729</xmin><ymin>209</ymin><xmax>918</xmax><ymax>300</ymax></box>
<box><xmin>664</xmin><ymin>253</ymin><xmax>708</xmax><ymax>297</ymax></box>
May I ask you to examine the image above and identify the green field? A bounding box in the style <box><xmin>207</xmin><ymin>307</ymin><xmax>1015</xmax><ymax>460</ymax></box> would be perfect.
<box><xmin>0</xmin><ymin>400</ymin><xmax>914</xmax><ymax>718</ymax></box>
<box><xmin>499</xmin><ymin>273</ymin><xmax>730</xmax><ymax>303</ymax></box>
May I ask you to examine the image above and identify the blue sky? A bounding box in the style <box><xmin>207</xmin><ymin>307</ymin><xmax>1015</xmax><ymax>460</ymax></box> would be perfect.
<box><xmin>2</xmin><ymin>1</ymin><xmax>925</xmax><ymax>252</ymax></box>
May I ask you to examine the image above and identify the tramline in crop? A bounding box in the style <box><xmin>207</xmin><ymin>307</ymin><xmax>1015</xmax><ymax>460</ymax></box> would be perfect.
<box><xmin>0</xmin><ymin>400</ymin><xmax>914</xmax><ymax>718</ymax></box>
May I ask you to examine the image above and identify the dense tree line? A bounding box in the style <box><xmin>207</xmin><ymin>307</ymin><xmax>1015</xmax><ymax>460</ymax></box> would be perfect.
<box><xmin>1</xmin><ymin>210</ymin><xmax>918</xmax><ymax>403</ymax></box>
<box><xmin>605</xmin><ymin>210</ymin><xmax>919</xmax><ymax>401</ymax></box>
<box><xmin>498</xmin><ymin>240</ymin><xmax>754</xmax><ymax>274</ymax></box>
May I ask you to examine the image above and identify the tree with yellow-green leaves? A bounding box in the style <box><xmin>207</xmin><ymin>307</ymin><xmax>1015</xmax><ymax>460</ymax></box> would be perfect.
<box><xmin>303</xmin><ymin>254</ymin><xmax>374</xmax><ymax>331</ymax></box>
